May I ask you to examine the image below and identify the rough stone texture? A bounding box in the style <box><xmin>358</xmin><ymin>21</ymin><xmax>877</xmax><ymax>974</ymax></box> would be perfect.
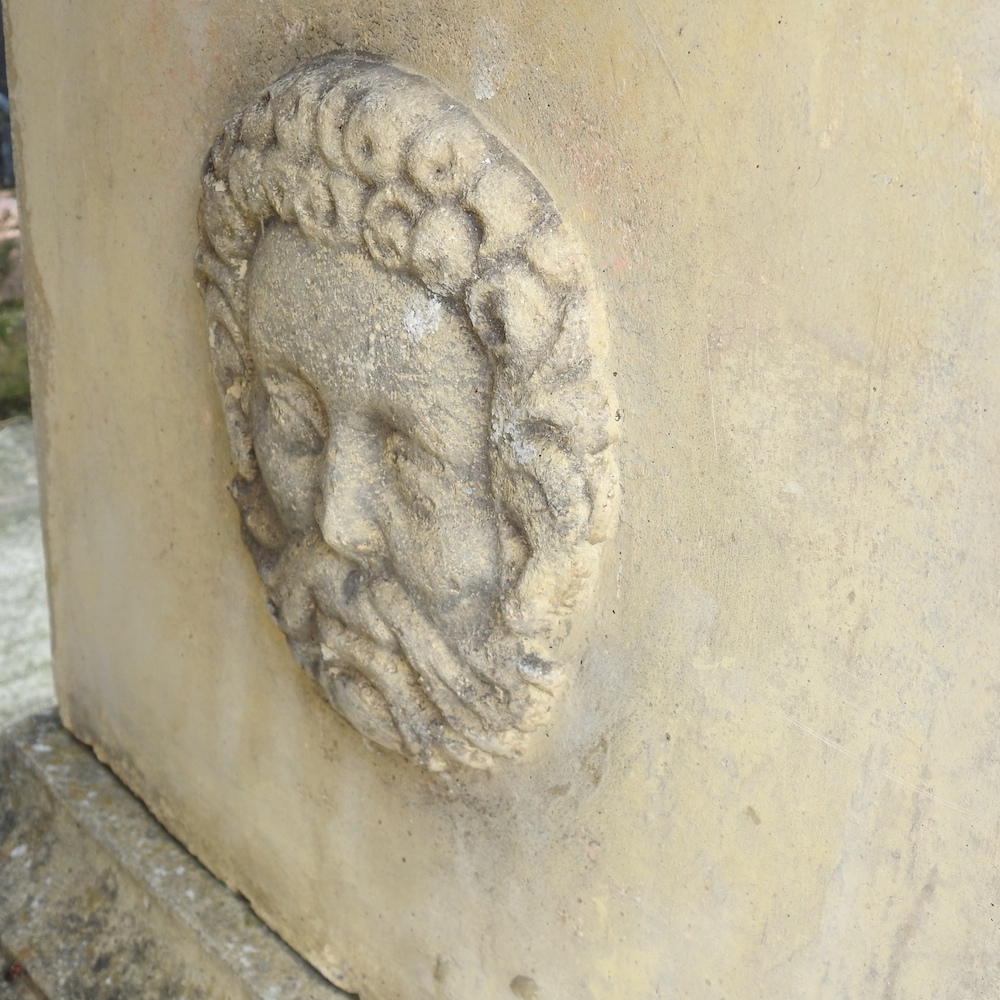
<box><xmin>8</xmin><ymin>1</ymin><xmax>1000</xmax><ymax>997</ymax></box>
<box><xmin>0</xmin><ymin>942</ymin><xmax>46</xmax><ymax>999</ymax></box>
<box><xmin>0</xmin><ymin>712</ymin><xmax>351</xmax><ymax>1000</ymax></box>
<box><xmin>0</xmin><ymin>418</ymin><xmax>54</xmax><ymax>730</ymax></box>
<box><xmin>196</xmin><ymin>55</ymin><xmax>618</xmax><ymax>771</ymax></box>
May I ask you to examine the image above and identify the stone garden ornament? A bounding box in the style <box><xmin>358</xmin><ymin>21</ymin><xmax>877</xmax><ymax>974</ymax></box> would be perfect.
<box><xmin>196</xmin><ymin>52</ymin><xmax>618</xmax><ymax>771</ymax></box>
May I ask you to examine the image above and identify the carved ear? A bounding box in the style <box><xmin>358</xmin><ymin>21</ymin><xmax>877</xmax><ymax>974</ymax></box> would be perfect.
<box><xmin>202</xmin><ymin>287</ymin><xmax>255</xmax><ymax>480</ymax></box>
<box><xmin>466</xmin><ymin>283</ymin><xmax>507</xmax><ymax>358</ymax></box>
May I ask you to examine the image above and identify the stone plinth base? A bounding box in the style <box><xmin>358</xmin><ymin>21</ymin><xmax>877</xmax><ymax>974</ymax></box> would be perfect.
<box><xmin>0</xmin><ymin>713</ymin><xmax>349</xmax><ymax>1000</ymax></box>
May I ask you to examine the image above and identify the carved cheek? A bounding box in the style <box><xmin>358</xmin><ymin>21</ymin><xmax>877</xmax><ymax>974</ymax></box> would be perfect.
<box><xmin>384</xmin><ymin>464</ymin><xmax>498</xmax><ymax>606</ymax></box>
<box><xmin>255</xmin><ymin>434</ymin><xmax>323</xmax><ymax>535</ymax></box>
<box><xmin>249</xmin><ymin>396</ymin><xmax>325</xmax><ymax>535</ymax></box>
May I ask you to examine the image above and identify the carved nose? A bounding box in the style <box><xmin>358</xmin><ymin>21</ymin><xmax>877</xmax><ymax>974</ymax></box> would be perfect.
<box><xmin>317</xmin><ymin>427</ymin><xmax>383</xmax><ymax>560</ymax></box>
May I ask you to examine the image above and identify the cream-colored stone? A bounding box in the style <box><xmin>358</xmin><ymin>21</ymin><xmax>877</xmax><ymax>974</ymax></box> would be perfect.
<box><xmin>9</xmin><ymin>0</ymin><xmax>1000</xmax><ymax>997</ymax></box>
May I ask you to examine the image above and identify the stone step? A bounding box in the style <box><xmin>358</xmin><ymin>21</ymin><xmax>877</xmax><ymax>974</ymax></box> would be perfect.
<box><xmin>0</xmin><ymin>712</ymin><xmax>353</xmax><ymax>1000</ymax></box>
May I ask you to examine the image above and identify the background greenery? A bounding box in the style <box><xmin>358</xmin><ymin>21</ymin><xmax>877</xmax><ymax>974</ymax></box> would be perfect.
<box><xmin>0</xmin><ymin>213</ymin><xmax>26</xmax><ymax>421</ymax></box>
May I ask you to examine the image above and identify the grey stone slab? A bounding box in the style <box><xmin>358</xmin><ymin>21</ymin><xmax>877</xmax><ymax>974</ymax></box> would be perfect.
<box><xmin>0</xmin><ymin>418</ymin><xmax>37</xmax><ymax>506</ymax></box>
<box><xmin>1</xmin><ymin>940</ymin><xmax>46</xmax><ymax>998</ymax></box>
<box><xmin>0</xmin><ymin>712</ymin><xmax>353</xmax><ymax>1000</ymax></box>
<box><xmin>0</xmin><ymin>418</ymin><xmax>54</xmax><ymax>731</ymax></box>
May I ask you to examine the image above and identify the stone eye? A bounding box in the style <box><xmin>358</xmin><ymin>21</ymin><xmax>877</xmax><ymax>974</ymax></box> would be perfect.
<box><xmin>259</xmin><ymin>371</ymin><xmax>327</xmax><ymax>457</ymax></box>
<box><xmin>385</xmin><ymin>430</ymin><xmax>421</xmax><ymax>478</ymax></box>
<box><xmin>384</xmin><ymin>429</ymin><xmax>442</xmax><ymax>517</ymax></box>
<box><xmin>385</xmin><ymin>429</ymin><xmax>413</xmax><ymax>467</ymax></box>
<box><xmin>385</xmin><ymin>429</ymin><xmax>443</xmax><ymax>473</ymax></box>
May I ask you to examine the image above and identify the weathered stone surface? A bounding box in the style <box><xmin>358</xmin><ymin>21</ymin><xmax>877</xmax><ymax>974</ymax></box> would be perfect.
<box><xmin>0</xmin><ymin>419</ymin><xmax>53</xmax><ymax>731</ymax></box>
<box><xmin>196</xmin><ymin>54</ymin><xmax>618</xmax><ymax>771</ymax></box>
<box><xmin>0</xmin><ymin>941</ymin><xmax>46</xmax><ymax>999</ymax></box>
<box><xmin>10</xmin><ymin>0</ymin><xmax>1000</xmax><ymax>997</ymax></box>
<box><xmin>0</xmin><ymin>713</ymin><xmax>350</xmax><ymax>1000</ymax></box>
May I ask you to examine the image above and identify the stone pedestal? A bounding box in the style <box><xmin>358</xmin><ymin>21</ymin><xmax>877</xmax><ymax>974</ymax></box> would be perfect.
<box><xmin>8</xmin><ymin>1</ymin><xmax>1000</xmax><ymax>997</ymax></box>
<box><xmin>0</xmin><ymin>713</ymin><xmax>347</xmax><ymax>1000</ymax></box>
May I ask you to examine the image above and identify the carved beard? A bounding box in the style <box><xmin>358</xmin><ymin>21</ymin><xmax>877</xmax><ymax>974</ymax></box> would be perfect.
<box><xmin>255</xmin><ymin>532</ymin><xmax>530</xmax><ymax>770</ymax></box>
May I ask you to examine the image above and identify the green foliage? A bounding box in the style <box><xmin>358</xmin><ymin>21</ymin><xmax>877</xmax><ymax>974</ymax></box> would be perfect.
<box><xmin>0</xmin><ymin>300</ymin><xmax>29</xmax><ymax>420</ymax></box>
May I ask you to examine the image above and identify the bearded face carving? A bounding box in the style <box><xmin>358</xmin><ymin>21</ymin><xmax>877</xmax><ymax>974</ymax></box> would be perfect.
<box><xmin>196</xmin><ymin>53</ymin><xmax>618</xmax><ymax>770</ymax></box>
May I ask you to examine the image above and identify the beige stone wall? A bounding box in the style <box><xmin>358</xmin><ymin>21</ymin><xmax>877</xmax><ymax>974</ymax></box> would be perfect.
<box><xmin>10</xmin><ymin>0</ymin><xmax>1000</xmax><ymax>996</ymax></box>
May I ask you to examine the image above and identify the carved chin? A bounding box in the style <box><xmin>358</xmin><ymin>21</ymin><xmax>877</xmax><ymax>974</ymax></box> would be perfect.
<box><xmin>266</xmin><ymin>549</ymin><xmax>543</xmax><ymax>770</ymax></box>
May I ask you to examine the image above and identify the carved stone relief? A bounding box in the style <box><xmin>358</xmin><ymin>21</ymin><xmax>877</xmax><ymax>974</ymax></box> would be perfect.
<box><xmin>196</xmin><ymin>53</ymin><xmax>618</xmax><ymax>770</ymax></box>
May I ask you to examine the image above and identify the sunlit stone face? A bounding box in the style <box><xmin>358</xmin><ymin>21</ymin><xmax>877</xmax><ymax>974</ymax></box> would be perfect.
<box><xmin>243</xmin><ymin>223</ymin><xmax>505</xmax><ymax>764</ymax></box>
<box><xmin>198</xmin><ymin>56</ymin><xmax>618</xmax><ymax>771</ymax></box>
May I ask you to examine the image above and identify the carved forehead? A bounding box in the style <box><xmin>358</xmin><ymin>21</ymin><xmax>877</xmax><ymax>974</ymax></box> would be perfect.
<box><xmin>248</xmin><ymin>221</ymin><xmax>440</xmax><ymax>338</ymax></box>
<box><xmin>246</xmin><ymin>223</ymin><xmax>492</xmax><ymax>459</ymax></box>
<box><xmin>246</xmin><ymin>223</ymin><xmax>487</xmax><ymax>386</ymax></box>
